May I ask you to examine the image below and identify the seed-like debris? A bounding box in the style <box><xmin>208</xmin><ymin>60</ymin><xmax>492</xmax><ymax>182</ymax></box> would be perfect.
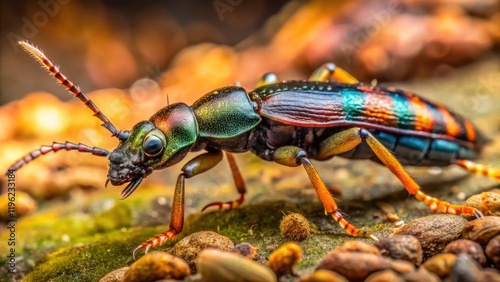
<box><xmin>395</xmin><ymin>214</ymin><xmax>467</xmax><ymax>259</ymax></box>
<box><xmin>485</xmin><ymin>235</ymin><xmax>500</xmax><ymax>269</ymax></box>
<box><xmin>443</xmin><ymin>239</ymin><xmax>486</xmax><ymax>266</ymax></box>
<box><xmin>299</xmin><ymin>269</ymin><xmax>348</xmax><ymax>282</ymax></box>
<box><xmin>464</xmin><ymin>192</ymin><xmax>500</xmax><ymax>216</ymax></box>
<box><xmin>122</xmin><ymin>251</ymin><xmax>190</xmax><ymax>282</ymax></box>
<box><xmin>197</xmin><ymin>249</ymin><xmax>277</xmax><ymax>282</ymax></box>
<box><xmin>462</xmin><ymin>216</ymin><xmax>500</xmax><ymax>245</ymax></box>
<box><xmin>231</xmin><ymin>242</ymin><xmax>258</xmax><ymax>259</ymax></box>
<box><xmin>421</xmin><ymin>253</ymin><xmax>457</xmax><ymax>279</ymax></box>
<box><xmin>169</xmin><ymin>231</ymin><xmax>234</xmax><ymax>272</ymax></box>
<box><xmin>365</xmin><ymin>269</ymin><xmax>403</xmax><ymax>282</ymax></box>
<box><xmin>316</xmin><ymin>250</ymin><xmax>413</xmax><ymax>282</ymax></box>
<box><xmin>266</xmin><ymin>242</ymin><xmax>303</xmax><ymax>277</ymax></box>
<box><xmin>334</xmin><ymin>240</ymin><xmax>380</xmax><ymax>255</ymax></box>
<box><xmin>402</xmin><ymin>268</ymin><xmax>441</xmax><ymax>282</ymax></box>
<box><xmin>375</xmin><ymin>235</ymin><xmax>423</xmax><ymax>266</ymax></box>
<box><xmin>279</xmin><ymin>212</ymin><xmax>311</xmax><ymax>241</ymax></box>
<box><xmin>449</xmin><ymin>253</ymin><xmax>485</xmax><ymax>282</ymax></box>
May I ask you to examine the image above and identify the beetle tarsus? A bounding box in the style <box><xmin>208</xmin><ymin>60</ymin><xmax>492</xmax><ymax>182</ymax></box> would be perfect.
<box><xmin>133</xmin><ymin>230</ymin><xmax>178</xmax><ymax>259</ymax></box>
<box><xmin>201</xmin><ymin>193</ymin><xmax>245</xmax><ymax>211</ymax></box>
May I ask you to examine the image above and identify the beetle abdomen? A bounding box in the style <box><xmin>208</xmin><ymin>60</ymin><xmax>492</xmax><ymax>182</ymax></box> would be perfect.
<box><xmin>251</xmin><ymin>118</ymin><xmax>479</xmax><ymax>166</ymax></box>
<box><xmin>251</xmin><ymin>81</ymin><xmax>487</xmax><ymax>150</ymax></box>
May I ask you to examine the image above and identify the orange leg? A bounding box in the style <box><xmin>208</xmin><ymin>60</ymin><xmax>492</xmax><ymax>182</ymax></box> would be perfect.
<box><xmin>133</xmin><ymin>150</ymin><xmax>223</xmax><ymax>259</ymax></box>
<box><xmin>309</xmin><ymin>63</ymin><xmax>359</xmax><ymax>83</ymax></box>
<box><xmin>453</xmin><ymin>160</ymin><xmax>500</xmax><ymax>180</ymax></box>
<box><xmin>316</xmin><ymin>128</ymin><xmax>483</xmax><ymax>218</ymax></box>
<box><xmin>272</xmin><ymin>146</ymin><xmax>377</xmax><ymax>240</ymax></box>
<box><xmin>202</xmin><ymin>152</ymin><xmax>247</xmax><ymax>211</ymax></box>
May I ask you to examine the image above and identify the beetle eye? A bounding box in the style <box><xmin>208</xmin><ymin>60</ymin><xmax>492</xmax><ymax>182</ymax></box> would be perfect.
<box><xmin>143</xmin><ymin>135</ymin><xmax>164</xmax><ymax>157</ymax></box>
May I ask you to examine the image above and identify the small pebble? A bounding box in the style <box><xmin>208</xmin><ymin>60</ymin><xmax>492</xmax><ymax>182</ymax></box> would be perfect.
<box><xmin>421</xmin><ymin>253</ymin><xmax>456</xmax><ymax>279</ymax></box>
<box><xmin>299</xmin><ymin>269</ymin><xmax>348</xmax><ymax>282</ymax></box>
<box><xmin>197</xmin><ymin>249</ymin><xmax>277</xmax><ymax>282</ymax></box>
<box><xmin>389</xmin><ymin>260</ymin><xmax>415</xmax><ymax>274</ymax></box>
<box><xmin>485</xmin><ymin>235</ymin><xmax>500</xmax><ymax>269</ymax></box>
<box><xmin>395</xmin><ymin>214</ymin><xmax>467</xmax><ymax>259</ymax></box>
<box><xmin>316</xmin><ymin>251</ymin><xmax>393</xmax><ymax>282</ymax></box>
<box><xmin>462</xmin><ymin>216</ymin><xmax>500</xmax><ymax>245</ymax></box>
<box><xmin>443</xmin><ymin>239</ymin><xmax>486</xmax><ymax>266</ymax></box>
<box><xmin>122</xmin><ymin>252</ymin><xmax>190</xmax><ymax>282</ymax></box>
<box><xmin>482</xmin><ymin>269</ymin><xmax>500</xmax><ymax>281</ymax></box>
<box><xmin>449</xmin><ymin>253</ymin><xmax>484</xmax><ymax>282</ymax></box>
<box><xmin>280</xmin><ymin>212</ymin><xmax>311</xmax><ymax>241</ymax></box>
<box><xmin>266</xmin><ymin>242</ymin><xmax>302</xmax><ymax>277</ymax></box>
<box><xmin>464</xmin><ymin>192</ymin><xmax>500</xmax><ymax>216</ymax></box>
<box><xmin>375</xmin><ymin>235</ymin><xmax>423</xmax><ymax>266</ymax></box>
<box><xmin>365</xmin><ymin>269</ymin><xmax>404</xmax><ymax>282</ymax></box>
<box><xmin>231</xmin><ymin>242</ymin><xmax>258</xmax><ymax>259</ymax></box>
<box><xmin>333</xmin><ymin>240</ymin><xmax>380</xmax><ymax>255</ymax></box>
<box><xmin>169</xmin><ymin>231</ymin><xmax>234</xmax><ymax>272</ymax></box>
<box><xmin>99</xmin><ymin>267</ymin><xmax>129</xmax><ymax>282</ymax></box>
<box><xmin>403</xmin><ymin>268</ymin><xmax>441</xmax><ymax>282</ymax></box>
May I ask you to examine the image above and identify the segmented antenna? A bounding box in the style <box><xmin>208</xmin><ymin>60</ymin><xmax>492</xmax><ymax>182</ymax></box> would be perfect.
<box><xmin>18</xmin><ymin>41</ymin><xmax>128</xmax><ymax>140</ymax></box>
<box><xmin>6</xmin><ymin>141</ymin><xmax>109</xmax><ymax>173</ymax></box>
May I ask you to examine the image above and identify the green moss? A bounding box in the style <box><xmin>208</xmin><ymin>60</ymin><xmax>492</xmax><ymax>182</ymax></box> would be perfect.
<box><xmin>22</xmin><ymin>230</ymin><xmax>133</xmax><ymax>282</ymax></box>
<box><xmin>94</xmin><ymin>202</ymin><xmax>133</xmax><ymax>232</ymax></box>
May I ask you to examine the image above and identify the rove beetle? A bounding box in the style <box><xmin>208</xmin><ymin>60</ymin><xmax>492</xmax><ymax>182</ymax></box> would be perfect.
<box><xmin>7</xmin><ymin>42</ymin><xmax>500</xmax><ymax>258</ymax></box>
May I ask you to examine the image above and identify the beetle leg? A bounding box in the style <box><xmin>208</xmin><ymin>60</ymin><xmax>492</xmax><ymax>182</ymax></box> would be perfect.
<box><xmin>256</xmin><ymin>72</ymin><xmax>279</xmax><ymax>87</ymax></box>
<box><xmin>316</xmin><ymin>128</ymin><xmax>483</xmax><ymax>218</ymax></box>
<box><xmin>202</xmin><ymin>152</ymin><xmax>247</xmax><ymax>211</ymax></box>
<box><xmin>453</xmin><ymin>160</ymin><xmax>500</xmax><ymax>180</ymax></box>
<box><xmin>272</xmin><ymin>146</ymin><xmax>377</xmax><ymax>240</ymax></box>
<box><xmin>132</xmin><ymin>150</ymin><xmax>223</xmax><ymax>258</ymax></box>
<box><xmin>309</xmin><ymin>63</ymin><xmax>359</xmax><ymax>83</ymax></box>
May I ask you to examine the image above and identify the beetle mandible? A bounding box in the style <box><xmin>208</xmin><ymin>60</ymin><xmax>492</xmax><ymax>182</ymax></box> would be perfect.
<box><xmin>7</xmin><ymin>42</ymin><xmax>500</xmax><ymax>258</ymax></box>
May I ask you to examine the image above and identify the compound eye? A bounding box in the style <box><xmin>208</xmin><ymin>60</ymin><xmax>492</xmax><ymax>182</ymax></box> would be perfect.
<box><xmin>143</xmin><ymin>135</ymin><xmax>164</xmax><ymax>157</ymax></box>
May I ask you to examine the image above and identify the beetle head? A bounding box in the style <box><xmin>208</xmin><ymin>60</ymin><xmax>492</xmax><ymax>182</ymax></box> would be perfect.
<box><xmin>107</xmin><ymin>103</ymin><xmax>199</xmax><ymax>198</ymax></box>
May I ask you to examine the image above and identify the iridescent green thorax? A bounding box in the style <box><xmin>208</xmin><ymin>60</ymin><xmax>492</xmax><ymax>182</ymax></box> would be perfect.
<box><xmin>192</xmin><ymin>86</ymin><xmax>261</xmax><ymax>139</ymax></box>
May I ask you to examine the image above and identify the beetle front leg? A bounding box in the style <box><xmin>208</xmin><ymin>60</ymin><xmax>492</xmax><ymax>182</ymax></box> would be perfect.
<box><xmin>316</xmin><ymin>128</ymin><xmax>484</xmax><ymax>218</ymax></box>
<box><xmin>133</xmin><ymin>150</ymin><xmax>223</xmax><ymax>258</ymax></box>
<box><xmin>309</xmin><ymin>63</ymin><xmax>359</xmax><ymax>83</ymax></box>
<box><xmin>202</xmin><ymin>152</ymin><xmax>247</xmax><ymax>211</ymax></box>
<box><xmin>272</xmin><ymin>146</ymin><xmax>377</xmax><ymax>240</ymax></box>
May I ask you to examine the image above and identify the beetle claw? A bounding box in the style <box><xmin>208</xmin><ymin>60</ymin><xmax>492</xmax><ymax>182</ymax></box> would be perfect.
<box><xmin>132</xmin><ymin>242</ymin><xmax>151</xmax><ymax>260</ymax></box>
<box><xmin>474</xmin><ymin>209</ymin><xmax>484</xmax><ymax>218</ymax></box>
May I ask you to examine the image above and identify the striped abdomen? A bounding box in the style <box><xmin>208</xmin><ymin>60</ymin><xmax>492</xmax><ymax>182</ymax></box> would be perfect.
<box><xmin>251</xmin><ymin>81</ymin><xmax>487</xmax><ymax>151</ymax></box>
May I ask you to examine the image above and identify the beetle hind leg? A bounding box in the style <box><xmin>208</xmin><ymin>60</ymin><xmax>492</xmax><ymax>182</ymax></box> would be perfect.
<box><xmin>453</xmin><ymin>160</ymin><xmax>500</xmax><ymax>180</ymax></box>
<box><xmin>202</xmin><ymin>152</ymin><xmax>247</xmax><ymax>211</ymax></box>
<box><xmin>272</xmin><ymin>146</ymin><xmax>377</xmax><ymax>240</ymax></box>
<box><xmin>316</xmin><ymin>128</ymin><xmax>483</xmax><ymax>218</ymax></box>
<box><xmin>309</xmin><ymin>63</ymin><xmax>359</xmax><ymax>83</ymax></box>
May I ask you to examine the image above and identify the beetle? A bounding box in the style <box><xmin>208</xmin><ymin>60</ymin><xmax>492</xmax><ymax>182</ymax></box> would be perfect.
<box><xmin>7</xmin><ymin>42</ymin><xmax>499</xmax><ymax>258</ymax></box>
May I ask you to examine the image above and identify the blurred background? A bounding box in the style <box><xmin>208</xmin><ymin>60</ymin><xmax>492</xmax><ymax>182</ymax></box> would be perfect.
<box><xmin>0</xmin><ymin>0</ymin><xmax>499</xmax><ymax>200</ymax></box>
<box><xmin>1</xmin><ymin>2</ymin><xmax>499</xmax><ymax>280</ymax></box>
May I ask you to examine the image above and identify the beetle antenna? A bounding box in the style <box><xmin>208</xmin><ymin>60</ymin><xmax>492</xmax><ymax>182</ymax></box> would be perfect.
<box><xmin>5</xmin><ymin>141</ymin><xmax>109</xmax><ymax>174</ymax></box>
<box><xmin>18</xmin><ymin>41</ymin><xmax>128</xmax><ymax>141</ymax></box>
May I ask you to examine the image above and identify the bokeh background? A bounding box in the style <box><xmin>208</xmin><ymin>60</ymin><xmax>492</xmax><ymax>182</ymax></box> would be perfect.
<box><xmin>0</xmin><ymin>1</ymin><xmax>499</xmax><ymax>280</ymax></box>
